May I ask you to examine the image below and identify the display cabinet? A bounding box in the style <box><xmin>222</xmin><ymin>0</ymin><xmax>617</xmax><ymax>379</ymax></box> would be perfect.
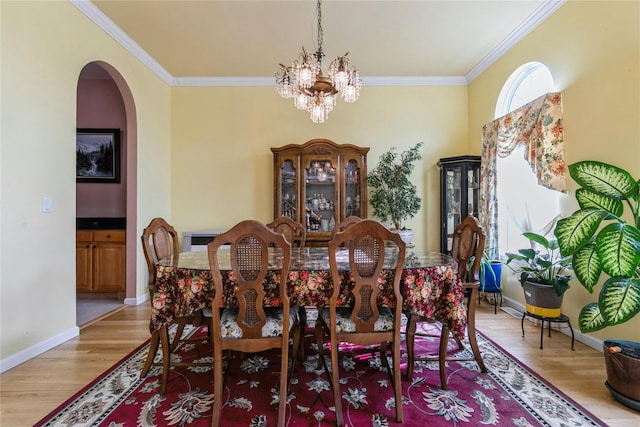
<box><xmin>272</xmin><ymin>139</ymin><xmax>369</xmax><ymax>246</ymax></box>
<box><xmin>439</xmin><ymin>155</ymin><xmax>481</xmax><ymax>253</ymax></box>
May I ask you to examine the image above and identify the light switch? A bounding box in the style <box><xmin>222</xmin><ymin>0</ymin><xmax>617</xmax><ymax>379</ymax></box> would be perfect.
<box><xmin>42</xmin><ymin>197</ymin><xmax>52</xmax><ymax>213</ymax></box>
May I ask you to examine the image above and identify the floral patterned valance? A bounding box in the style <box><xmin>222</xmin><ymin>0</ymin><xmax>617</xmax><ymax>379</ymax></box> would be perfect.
<box><xmin>479</xmin><ymin>92</ymin><xmax>566</xmax><ymax>254</ymax></box>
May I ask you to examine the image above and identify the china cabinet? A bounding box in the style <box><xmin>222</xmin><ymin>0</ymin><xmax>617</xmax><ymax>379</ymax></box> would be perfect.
<box><xmin>439</xmin><ymin>156</ymin><xmax>481</xmax><ymax>253</ymax></box>
<box><xmin>272</xmin><ymin>139</ymin><xmax>369</xmax><ymax>246</ymax></box>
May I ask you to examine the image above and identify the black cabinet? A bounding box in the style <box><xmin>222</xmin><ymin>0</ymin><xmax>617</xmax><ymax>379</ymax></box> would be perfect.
<box><xmin>439</xmin><ymin>156</ymin><xmax>481</xmax><ymax>253</ymax></box>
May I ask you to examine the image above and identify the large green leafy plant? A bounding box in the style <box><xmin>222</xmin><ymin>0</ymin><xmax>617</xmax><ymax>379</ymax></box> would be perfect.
<box><xmin>367</xmin><ymin>142</ymin><xmax>423</xmax><ymax>230</ymax></box>
<box><xmin>554</xmin><ymin>161</ymin><xmax>640</xmax><ymax>332</ymax></box>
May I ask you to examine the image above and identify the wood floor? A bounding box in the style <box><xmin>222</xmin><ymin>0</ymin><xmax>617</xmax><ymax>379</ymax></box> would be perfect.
<box><xmin>1</xmin><ymin>302</ymin><xmax>637</xmax><ymax>426</ymax></box>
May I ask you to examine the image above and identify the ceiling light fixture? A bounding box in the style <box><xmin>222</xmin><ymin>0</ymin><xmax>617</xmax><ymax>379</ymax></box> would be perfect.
<box><xmin>275</xmin><ymin>0</ymin><xmax>361</xmax><ymax>124</ymax></box>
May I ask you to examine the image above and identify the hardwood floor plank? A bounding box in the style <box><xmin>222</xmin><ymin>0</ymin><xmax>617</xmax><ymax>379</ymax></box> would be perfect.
<box><xmin>1</xmin><ymin>302</ymin><xmax>638</xmax><ymax>426</ymax></box>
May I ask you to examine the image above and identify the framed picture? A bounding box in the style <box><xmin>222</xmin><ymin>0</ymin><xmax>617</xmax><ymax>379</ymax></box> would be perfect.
<box><xmin>76</xmin><ymin>128</ymin><xmax>121</xmax><ymax>183</ymax></box>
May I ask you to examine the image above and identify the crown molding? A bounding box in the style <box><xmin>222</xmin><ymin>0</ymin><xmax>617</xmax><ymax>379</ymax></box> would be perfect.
<box><xmin>71</xmin><ymin>0</ymin><xmax>564</xmax><ymax>88</ymax></box>
<box><xmin>465</xmin><ymin>0</ymin><xmax>566</xmax><ymax>83</ymax></box>
<box><xmin>173</xmin><ymin>76</ymin><xmax>468</xmax><ymax>87</ymax></box>
<box><xmin>69</xmin><ymin>0</ymin><xmax>175</xmax><ymax>85</ymax></box>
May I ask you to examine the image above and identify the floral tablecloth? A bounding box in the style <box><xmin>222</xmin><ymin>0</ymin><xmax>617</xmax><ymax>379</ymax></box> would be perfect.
<box><xmin>151</xmin><ymin>248</ymin><xmax>467</xmax><ymax>340</ymax></box>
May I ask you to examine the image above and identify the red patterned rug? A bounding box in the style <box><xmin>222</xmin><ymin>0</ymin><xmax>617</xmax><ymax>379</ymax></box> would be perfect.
<box><xmin>35</xmin><ymin>317</ymin><xmax>605</xmax><ymax>426</ymax></box>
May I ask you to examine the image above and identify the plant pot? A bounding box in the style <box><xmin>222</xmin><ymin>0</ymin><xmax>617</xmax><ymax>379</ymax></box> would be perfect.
<box><xmin>603</xmin><ymin>340</ymin><xmax>640</xmax><ymax>411</ymax></box>
<box><xmin>481</xmin><ymin>261</ymin><xmax>502</xmax><ymax>292</ymax></box>
<box><xmin>396</xmin><ymin>229</ymin><xmax>413</xmax><ymax>247</ymax></box>
<box><xmin>523</xmin><ymin>280</ymin><xmax>563</xmax><ymax>318</ymax></box>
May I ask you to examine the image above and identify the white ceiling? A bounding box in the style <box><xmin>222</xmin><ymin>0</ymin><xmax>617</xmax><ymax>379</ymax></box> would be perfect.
<box><xmin>76</xmin><ymin>0</ymin><xmax>564</xmax><ymax>85</ymax></box>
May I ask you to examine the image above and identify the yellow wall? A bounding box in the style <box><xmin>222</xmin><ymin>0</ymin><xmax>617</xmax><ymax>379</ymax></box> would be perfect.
<box><xmin>468</xmin><ymin>0</ymin><xmax>640</xmax><ymax>342</ymax></box>
<box><xmin>0</xmin><ymin>2</ymin><xmax>172</xmax><ymax>361</ymax></box>
<box><xmin>170</xmin><ymin>85</ymin><xmax>469</xmax><ymax>251</ymax></box>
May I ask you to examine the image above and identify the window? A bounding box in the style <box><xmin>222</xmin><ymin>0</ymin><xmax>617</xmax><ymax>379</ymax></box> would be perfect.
<box><xmin>495</xmin><ymin>62</ymin><xmax>559</xmax><ymax>255</ymax></box>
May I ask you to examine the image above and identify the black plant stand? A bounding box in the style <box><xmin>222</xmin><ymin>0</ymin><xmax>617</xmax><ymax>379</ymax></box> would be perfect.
<box><xmin>521</xmin><ymin>311</ymin><xmax>575</xmax><ymax>350</ymax></box>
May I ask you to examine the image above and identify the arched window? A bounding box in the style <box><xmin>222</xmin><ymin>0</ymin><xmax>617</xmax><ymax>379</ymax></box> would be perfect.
<box><xmin>495</xmin><ymin>62</ymin><xmax>560</xmax><ymax>255</ymax></box>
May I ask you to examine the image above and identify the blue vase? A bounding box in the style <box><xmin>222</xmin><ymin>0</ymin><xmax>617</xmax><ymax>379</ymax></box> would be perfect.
<box><xmin>481</xmin><ymin>262</ymin><xmax>502</xmax><ymax>292</ymax></box>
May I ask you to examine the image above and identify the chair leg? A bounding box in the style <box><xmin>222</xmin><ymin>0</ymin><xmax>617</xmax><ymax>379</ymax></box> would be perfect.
<box><xmin>277</xmin><ymin>341</ymin><xmax>289</xmax><ymax>427</ymax></box>
<box><xmin>141</xmin><ymin>330</ymin><xmax>160</xmax><ymax>377</ymax></box>
<box><xmin>330</xmin><ymin>334</ymin><xmax>344</xmax><ymax>427</ymax></box>
<box><xmin>159</xmin><ymin>326</ymin><xmax>171</xmax><ymax>394</ymax></box>
<box><xmin>466</xmin><ymin>287</ymin><xmax>487</xmax><ymax>373</ymax></box>
<box><xmin>170</xmin><ymin>322</ymin><xmax>186</xmax><ymax>352</ymax></box>
<box><xmin>212</xmin><ymin>345</ymin><xmax>224</xmax><ymax>427</ymax></box>
<box><xmin>315</xmin><ymin>318</ymin><xmax>325</xmax><ymax>370</ymax></box>
<box><xmin>392</xmin><ymin>340</ymin><xmax>403</xmax><ymax>423</ymax></box>
<box><xmin>297</xmin><ymin>306</ymin><xmax>307</xmax><ymax>360</ymax></box>
<box><xmin>438</xmin><ymin>325</ymin><xmax>449</xmax><ymax>390</ymax></box>
<box><xmin>404</xmin><ymin>313</ymin><xmax>417</xmax><ymax>380</ymax></box>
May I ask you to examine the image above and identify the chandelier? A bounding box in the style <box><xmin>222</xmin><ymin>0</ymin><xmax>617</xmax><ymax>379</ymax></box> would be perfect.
<box><xmin>275</xmin><ymin>0</ymin><xmax>361</xmax><ymax>124</ymax></box>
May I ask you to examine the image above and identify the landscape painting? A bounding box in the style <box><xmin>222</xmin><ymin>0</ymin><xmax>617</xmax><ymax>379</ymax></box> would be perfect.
<box><xmin>76</xmin><ymin>128</ymin><xmax>120</xmax><ymax>183</ymax></box>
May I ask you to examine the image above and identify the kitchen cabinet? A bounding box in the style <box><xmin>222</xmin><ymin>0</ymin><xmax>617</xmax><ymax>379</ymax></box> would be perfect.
<box><xmin>76</xmin><ymin>230</ymin><xmax>125</xmax><ymax>296</ymax></box>
<box><xmin>272</xmin><ymin>139</ymin><xmax>369</xmax><ymax>246</ymax></box>
<box><xmin>439</xmin><ymin>155</ymin><xmax>481</xmax><ymax>253</ymax></box>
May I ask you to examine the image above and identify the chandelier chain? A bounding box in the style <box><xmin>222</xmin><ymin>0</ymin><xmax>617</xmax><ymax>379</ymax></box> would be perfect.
<box><xmin>317</xmin><ymin>0</ymin><xmax>323</xmax><ymax>53</ymax></box>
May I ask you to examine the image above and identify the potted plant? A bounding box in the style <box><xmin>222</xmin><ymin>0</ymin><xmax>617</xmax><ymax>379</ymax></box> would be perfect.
<box><xmin>554</xmin><ymin>160</ymin><xmax>640</xmax><ymax>410</ymax></box>
<box><xmin>505</xmin><ymin>232</ymin><xmax>572</xmax><ymax>318</ymax></box>
<box><xmin>367</xmin><ymin>142</ymin><xmax>423</xmax><ymax>244</ymax></box>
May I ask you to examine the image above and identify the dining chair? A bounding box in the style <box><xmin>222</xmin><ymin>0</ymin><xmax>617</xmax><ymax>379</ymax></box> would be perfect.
<box><xmin>207</xmin><ymin>220</ymin><xmax>301</xmax><ymax>427</ymax></box>
<box><xmin>404</xmin><ymin>215</ymin><xmax>488</xmax><ymax>388</ymax></box>
<box><xmin>316</xmin><ymin>219</ymin><xmax>406</xmax><ymax>426</ymax></box>
<box><xmin>140</xmin><ymin>217</ymin><xmax>211</xmax><ymax>393</ymax></box>
<box><xmin>267</xmin><ymin>216</ymin><xmax>309</xmax><ymax>357</ymax></box>
<box><xmin>330</xmin><ymin>215</ymin><xmax>361</xmax><ymax>237</ymax></box>
<box><xmin>267</xmin><ymin>216</ymin><xmax>306</xmax><ymax>247</ymax></box>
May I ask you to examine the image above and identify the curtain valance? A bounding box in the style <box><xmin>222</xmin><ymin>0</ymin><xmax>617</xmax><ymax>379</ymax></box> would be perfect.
<box><xmin>479</xmin><ymin>92</ymin><xmax>566</xmax><ymax>254</ymax></box>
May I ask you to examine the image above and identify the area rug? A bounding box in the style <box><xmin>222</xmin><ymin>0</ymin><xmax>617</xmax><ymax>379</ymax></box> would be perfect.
<box><xmin>35</xmin><ymin>318</ymin><xmax>606</xmax><ymax>427</ymax></box>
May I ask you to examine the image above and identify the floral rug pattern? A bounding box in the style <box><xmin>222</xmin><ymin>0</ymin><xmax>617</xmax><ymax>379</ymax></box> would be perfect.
<box><xmin>36</xmin><ymin>318</ymin><xmax>605</xmax><ymax>427</ymax></box>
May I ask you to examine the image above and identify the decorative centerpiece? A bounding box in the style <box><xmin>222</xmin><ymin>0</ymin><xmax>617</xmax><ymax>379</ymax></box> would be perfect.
<box><xmin>367</xmin><ymin>142</ymin><xmax>423</xmax><ymax>244</ymax></box>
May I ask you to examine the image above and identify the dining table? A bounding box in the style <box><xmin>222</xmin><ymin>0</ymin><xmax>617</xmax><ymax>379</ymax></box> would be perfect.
<box><xmin>150</xmin><ymin>247</ymin><xmax>467</xmax><ymax>340</ymax></box>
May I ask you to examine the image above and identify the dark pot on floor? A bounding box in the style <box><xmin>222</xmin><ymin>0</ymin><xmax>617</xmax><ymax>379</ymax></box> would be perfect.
<box><xmin>603</xmin><ymin>340</ymin><xmax>640</xmax><ymax>412</ymax></box>
<box><xmin>523</xmin><ymin>280</ymin><xmax>563</xmax><ymax>318</ymax></box>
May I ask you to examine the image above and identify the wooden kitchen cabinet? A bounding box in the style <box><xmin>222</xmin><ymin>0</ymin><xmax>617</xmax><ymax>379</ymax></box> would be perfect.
<box><xmin>76</xmin><ymin>230</ymin><xmax>125</xmax><ymax>295</ymax></box>
<box><xmin>272</xmin><ymin>139</ymin><xmax>369</xmax><ymax>246</ymax></box>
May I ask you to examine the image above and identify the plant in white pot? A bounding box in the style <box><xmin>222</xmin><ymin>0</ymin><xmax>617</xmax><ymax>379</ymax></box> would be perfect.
<box><xmin>367</xmin><ymin>142</ymin><xmax>423</xmax><ymax>244</ymax></box>
<box><xmin>554</xmin><ymin>160</ymin><xmax>640</xmax><ymax>410</ymax></box>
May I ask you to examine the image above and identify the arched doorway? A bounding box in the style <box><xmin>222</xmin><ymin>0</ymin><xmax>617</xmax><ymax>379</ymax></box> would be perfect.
<box><xmin>76</xmin><ymin>62</ymin><xmax>137</xmax><ymax>325</ymax></box>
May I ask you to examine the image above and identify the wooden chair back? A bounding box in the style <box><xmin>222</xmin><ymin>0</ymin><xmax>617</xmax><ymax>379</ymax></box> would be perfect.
<box><xmin>141</xmin><ymin>217</ymin><xmax>179</xmax><ymax>294</ymax></box>
<box><xmin>331</xmin><ymin>215</ymin><xmax>362</xmax><ymax>238</ymax></box>
<box><xmin>208</xmin><ymin>219</ymin><xmax>293</xmax><ymax>341</ymax></box>
<box><xmin>451</xmin><ymin>216</ymin><xmax>486</xmax><ymax>283</ymax></box>
<box><xmin>267</xmin><ymin>216</ymin><xmax>307</xmax><ymax>247</ymax></box>
<box><xmin>328</xmin><ymin>219</ymin><xmax>406</xmax><ymax>333</ymax></box>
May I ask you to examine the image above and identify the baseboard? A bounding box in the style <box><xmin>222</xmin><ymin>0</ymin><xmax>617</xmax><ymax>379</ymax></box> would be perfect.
<box><xmin>124</xmin><ymin>293</ymin><xmax>149</xmax><ymax>306</ymax></box>
<box><xmin>501</xmin><ymin>296</ymin><xmax>603</xmax><ymax>353</ymax></box>
<box><xmin>0</xmin><ymin>326</ymin><xmax>80</xmax><ymax>374</ymax></box>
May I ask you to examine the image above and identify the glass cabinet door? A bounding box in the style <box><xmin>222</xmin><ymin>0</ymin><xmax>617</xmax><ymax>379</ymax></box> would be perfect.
<box><xmin>304</xmin><ymin>158</ymin><xmax>336</xmax><ymax>233</ymax></box>
<box><xmin>344</xmin><ymin>159</ymin><xmax>363</xmax><ymax>218</ymax></box>
<box><xmin>439</xmin><ymin>156</ymin><xmax>481</xmax><ymax>253</ymax></box>
<box><xmin>278</xmin><ymin>159</ymin><xmax>297</xmax><ymax>219</ymax></box>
